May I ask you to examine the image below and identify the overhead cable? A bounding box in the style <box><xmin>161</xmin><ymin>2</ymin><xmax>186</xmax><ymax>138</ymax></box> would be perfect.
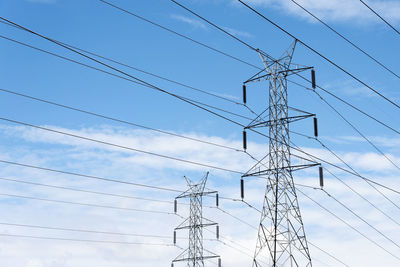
<box><xmin>359</xmin><ymin>0</ymin><xmax>400</xmax><ymax>36</ymax></box>
<box><xmin>0</xmin><ymin>19</ymin><xmax>248</xmax><ymax>128</ymax></box>
<box><xmin>0</xmin><ymin>86</ymin><xmax>242</xmax><ymax>152</ymax></box>
<box><xmin>0</xmin><ymin>233</ymin><xmax>175</xmax><ymax>246</ymax></box>
<box><xmin>0</xmin><ymin>192</ymin><xmax>176</xmax><ymax>215</ymax></box>
<box><xmin>289</xmin><ymin>0</ymin><xmax>400</xmax><ymax>80</ymax></box>
<box><xmin>291</xmin><ymin>131</ymin><xmax>400</xmax><ymax>213</ymax></box>
<box><xmin>0</xmin><ymin>176</ymin><xmax>174</xmax><ymax>204</ymax></box>
<box><xmin>297</xmin><ymin>188</ymin><xmax>400</xmax><ymax>262</ymax></box>
<box><xmin>0</xmin><ymin>116</ymin><xmax>244</xmax><ymax>175</ymax></box>
<box><xmin>0</xmin><ymin>159</ymin><xmax>182</xmax><ymax>193</ymax></box>
<box><xmin>237</xmin><ymin>0</ymin><xmax>400</xmax><ymax>110</ymax></box>
<box><xmin>98</xmin><ymin>0</ymin><xmax>261</xmax><ymax>70</ymax></box>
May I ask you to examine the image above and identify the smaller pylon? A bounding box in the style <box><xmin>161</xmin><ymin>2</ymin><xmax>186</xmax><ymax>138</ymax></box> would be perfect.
<box><xmin>172</xmin><ymin>172</ymin><xmax>221</xmax><ymax>267</ymax></box>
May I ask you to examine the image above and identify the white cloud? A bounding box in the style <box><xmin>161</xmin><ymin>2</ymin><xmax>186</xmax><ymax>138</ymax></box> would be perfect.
<box><xmin>0</xmin><ymin>124</ymin><xmax>398</xmax><ymax>266</ymax></box>
<box><xmin>170</xmin><ymin>13</ymin><xmax>253</xmax><ymax>39</ymax></box>
<box><xmin>170</xmin><ymin>14</ymin><xmax>207</xmax><ymax>30</ymax></box>
<box><xmin>223</xmin><ymin>26</ymin><xmax>254</xmax><ymax>38</ymax></box>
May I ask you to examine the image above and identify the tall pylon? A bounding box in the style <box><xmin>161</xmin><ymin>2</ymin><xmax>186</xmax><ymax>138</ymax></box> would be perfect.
<box><xmin>242</xmin><ymin>41</ymin><xmax>319</xmax><ymax>267</ymax></box>
<box><xmin>172</xmin><ymin>172</ymin><xmax>221</xmax><ymax>267</ymax></box>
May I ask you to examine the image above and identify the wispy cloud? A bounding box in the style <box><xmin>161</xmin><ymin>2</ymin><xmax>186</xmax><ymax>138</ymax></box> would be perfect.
<box><xmin>241</xmin><ymin>0</ymin><xmax>400</xmax><ymax>24</ymax></box>
<box><xmin>223</xmin><ymin>26</ymin><xmax>253</xmax><ymax>38</ymax></box>
<box><xmin>170</xmin><ymin>13</ymin><xmax>253</xmax><ymax>39</ymax></box>
<box><xmin>0</xmin><ymin>124</ymin><xmax>399</xmax><ymax>266</ymax></box>
<box><xmin>170</xmin><ymin>14</ymin><xmax>207</xmax><ymax>30</ymax></box>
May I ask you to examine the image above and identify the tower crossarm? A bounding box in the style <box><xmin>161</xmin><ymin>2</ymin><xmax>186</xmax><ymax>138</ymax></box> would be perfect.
<box><xmin>245</xmin><ymin>114</ymin><xmax>315</xmax><ymax>129</ymax></box>
<box><xmin>242</xmin><ymin>163</ymin><xmax>320</xmax><ymax>178</ymax></box>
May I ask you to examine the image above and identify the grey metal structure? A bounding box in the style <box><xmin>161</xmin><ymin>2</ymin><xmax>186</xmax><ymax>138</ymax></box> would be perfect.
<box><xmin>243</xmin><ymin>41</ymin><xmax>316</xmax><ymax>267</ymax></box>
<box><xmin>172</xmin><ymin>172</ymin><xmax>221</xmax><ymax>267</ymax></box>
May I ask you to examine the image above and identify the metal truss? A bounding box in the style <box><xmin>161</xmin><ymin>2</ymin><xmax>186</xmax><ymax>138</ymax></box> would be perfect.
<box><xmin>244</xmin><ymin>41</ymin><xmax>314</xmax><ymax>267</ymax></box>
<box><xmin>172</xmin><ymin>172</ymin><xmax>221</xmax><ymax>267</ymax></box>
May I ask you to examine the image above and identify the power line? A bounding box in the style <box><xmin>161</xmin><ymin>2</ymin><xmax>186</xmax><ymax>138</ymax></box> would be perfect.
<box><xmin>209</xmin><ymin>184</ymin><xmax>348</xmax><ymax>266</ymax></box>
<box><xmin>0</xmin><ymin>212</ymin><xmax>261</xmax><ymax>260</ymax></box>
<box><xmin>220</xmin><ymin>187</ymin><xmax>349</xmax><ymax>266</ymax></box>
<box><xmin>57</xmin><ymin>40</ymin><xmax>243</xmax><ymax>107</ymax></box>
<box><xmin>287</xmin><ymin>79</ymin><xmax>400</xmax><ymax>136</ymax></box>
<box><xmin>289</xmin><ymin>143</ymin><xmax>400</xmax><ymax>196</ymax></box>
<box><xmin>323</xmin><ymin>168</ymin><xmax>400</xmax><ymax>226</ymax></box>
<box><xmin>6</xmin><ymin>4</ymin><xmax>396</xmax><ymax>182</ymax></box>
<box><xmin>2</xmin><ymin>15</ymin><xmax>261</xmax><ymax>113</ymax></box>
<box><xmin>211</xmin><ymin>238</ymin><xmax>255</xmax><ymax>260</ymax></box>
<box><xmin>244</xmin><ymin>136</ymin><xmax>400</xmax><ymax>198</ymax></box>
<box><xmin>0</xmin><ymin>116</ymin><xmax>244</xmax><ymax>175</ymax></box>
<box><xmin>0</xmin><ymin>192</ymin><xmax>177</xmax><ymax>215</ymax></box>
<box><xmin>0</xmin><ymin>159</ymin><xmax>182</xmax><ymax>193</ymax></box>
<box><xmin>96</xmin><ymin>0</ymin><xmax>267</xmax><ymax>119</ymax></box>
<box><xmin>289</xmin><ymin>0</ymin><xmax>400</xmax><ymax>80</ymax></box>
<box><xmin>0</xmin><ymin>178</ymin><xmax>264</xmax><ymax>254</ymax></box>
<box><xmin>0</xmin><ymin>19</ymin><xmax>249</xmax><ymax>129</ymax></box>
<box><xmin>0</xmin><ymin>161</ymin><xmax>261</xmax><ymax>213</ymax></box>
<box><xmin>0</xmin><ymin>233</ymin><xmax>175</xmax><ymax>246</ymax></box>
<box><xmin>312</xmin><ymin>89</ymin><xmax>400</xmax><ymax>172</ymax></box>
<box><xmin>215</xmin><ymin>207</ymin><xmax>256</xmax><ymax>230</ymax></box>
<box><xmin>297</xmin><ymin>187</ymin><xmax>400</xmax><ymax>262</ymax></box>
<box><xmin>83</xmin><ymin>1</ymin><xmax>400</xmax><ymax>138</ymax></box>
<box><xmin>312</xmin><ymin>133</ymin><xmax>400</xmax><ymax>210</ymax></box>
<box><xmin>1</xmin><ymin>7</ymin><xmax>266</xmax><ymax>122</ymax></box>
<box><xmin>170</xmin><ymin>0</ymin><xmax>258</xmax><ymax>52</ymax></box>
<box><xmin>167</xmin><ymin>0</ymin><xmax>400</xmax><ymax>166</ymax></box>
<box><xmin>288</xmin><ymin>83</ymin><xmax>400</xmax><ymax>204</ymax></box>
<box><xmin>307</xmin><ymin>241</ymin><xmax>349</xmax><ymax>267</ymax></box>
<box><xmin>237</xmin><ymin>0</ymin><xmax>400</xmax><ymax>110</ymax></box>
<box><xmin>359</xmin><ymin>0</ymin><xmax>400</xmax><ymax>36</ymax></box>
<box><xmin>1</xmin><ymin>73</ymin><xmax>397</xmax><ymax>198</ymax></box>
<box><xmin>0</xmin><ymin>221</ymin><xmax>215</xmax><ymax>243</ymax></box>
<box><xmin>1</xmin><ymin>3</ymin><xmax>392</xmax><ymax>264</ymax></box>
<box><xmin>0</xmin><ymin>221</ymin><xmax>173</xmax><ymax>239</ymax></box>
<box><xmin>291</xmin><ymin>130</ymin><xmax>400</xmax><ymax>213</ymax></box>
<box><xmin>0</xmin><ymin>86</ymin><xmax>242</xmax><ymax>152</ymax></box>
<box><xmin>323</xmin><ymin>186</ymin><xmax>400</xmax><ymax>250</ymax></box>
<box><xmin>98</xmin><ymin>0</ymin><xmax>261</xmax><ymax>70</ymax></box>
<box><xmin>297</xmin><ymin>185</ymin><xmax>400</xmax><ymax>251</ymax></box>
<box><xmin>0</xmin><ymin>34</ymin><xmax>252</xmax><ymax>124</ymax></box>
<box><xmin>169</xmin><ymin>0</ymin><xmax>396</xmax><ymax>117</ymax></box>
<box><xmin>4</xmin><ymin>9</ymin><xmax>397</xmax><ymax>180</ymax></box>
<box><xmin>0</xmin><ymin>176</ymin><xmax>174</xmax><ymax>204</ymax></box>
<box><xmin>7</xmin><ymin>65</ymin><xmax>388</xmax><ymax>199</ymax></box>
<box><xmin>1</xmin><ymin>14</ymin><xmax>258</xmax><ymax>97</ymax></box>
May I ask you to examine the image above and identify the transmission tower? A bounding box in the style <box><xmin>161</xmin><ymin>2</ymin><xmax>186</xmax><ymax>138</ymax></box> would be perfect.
<box><xmin>242</xmin><ymin>41</ymin><xmax>319</xmax><ymax>267</ymax></box>
<box><xmin>172</xmin><ymin>172</ymin><xmax>221</xmax><ymax>267</ymax></box>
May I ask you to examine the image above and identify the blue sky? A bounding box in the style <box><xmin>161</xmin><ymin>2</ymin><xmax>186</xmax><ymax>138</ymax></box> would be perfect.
<box><xmin>0</xmin><ymin>0</ymin><xmax>399</xmax><ymax>266</ymax></box>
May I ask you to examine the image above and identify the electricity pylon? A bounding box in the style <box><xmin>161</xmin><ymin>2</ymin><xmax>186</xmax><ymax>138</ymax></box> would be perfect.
<box><xmin>172</xmin><ymin>172</ymin><xmax>221</xmax><ymax>267</ymax></box>
<box><xmin>242</xmin><ymin>41</ymin><xmax>319</xmax><ymax>267</ymax></box>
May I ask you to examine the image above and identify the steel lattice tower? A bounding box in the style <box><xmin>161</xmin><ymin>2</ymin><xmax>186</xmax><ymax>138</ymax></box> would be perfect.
<box><xmin>242</xmin><ymin>41</ymin><xmax>317</xmax><ymax>267</ymax></box>
<box><xmin>172</xmin><ymin>172</ymin><xmax>221</xmax><ymax>267</ymax></box>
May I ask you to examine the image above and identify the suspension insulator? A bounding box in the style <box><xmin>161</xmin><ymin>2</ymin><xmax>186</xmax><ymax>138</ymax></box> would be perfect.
<box><xmin>243</xmin><ymin>84</ymin><xmax>247</xmax><ymax>104</ymax></box>
<box><xmin>216</xmin><ymin>193</ymin><xmax>219</xmax><ymax>207</ymax></box>
<box><xmin>174</xmin><ymin>199</ymin><xmax>177</xmax><ymax>213</ymax></box>
<box><xmin>311</xmin><ymin>69</ymin><xmax>316</xmax><ymax>89</ymax></box>
<box><xmin>243</xmin><ymin>130</ymin><xmax>247</xmax><ymax>151</ymax></box>
<box><xmin>313</xmin><ymin>117</ymin><xmax>318</xmax><ymax>137</ymax></box>
<box><xmin>319</xmin><ymin>166</ymin><xmax>324</xmax><ymax>188</ymax></box>
<box><xmin>218</xmin><ymin>258</ymin><xmax>222</xmax><ymax>267</ymax></box>
<box><xmin>216</xmin><ymin>225</ymin><xmax>219</xmax><ymax>239</ymax></box>
<box><xmin>173</xmin><ymin>230</ymin><xmax>177</xmax><ymax>245</ymax></box>
<box><xmin>240</xmin><ymin>178</ymin><xmax>244</xmax><ymax>199</ymax></box>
